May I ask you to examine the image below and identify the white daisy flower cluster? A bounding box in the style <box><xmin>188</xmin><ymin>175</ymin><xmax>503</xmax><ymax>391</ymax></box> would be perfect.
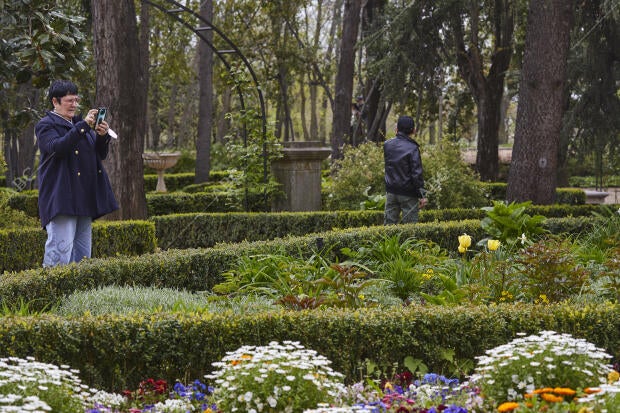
<box><xmin>470</xmin><ymin>330</ymin><xmax>613</xmax><ymax>403</ymax></box>
<box><xmin>0</xmin><ymin>356</ymin><xmax>93</xmax><ymax>412</ymax></box>
<box><xmin>303</xmin><ymin>405</ymin><xmax>375</xmax><ymax>413</ymax></box>
<box><xmin>205</xmin><ymin>341</ymin><xmax>346</xmax><ymax>413</ymax></box>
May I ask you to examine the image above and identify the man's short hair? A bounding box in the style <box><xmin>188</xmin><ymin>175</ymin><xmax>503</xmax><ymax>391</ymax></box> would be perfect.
<box><xmin>48</xmin><ymin>80</ymin><xmax>78</xmax><ymax>105</ymax></box>
<box><xmin>397</xmin><ymin>115</ymin><xmax>415</xmax><ymax>134</ymax></box>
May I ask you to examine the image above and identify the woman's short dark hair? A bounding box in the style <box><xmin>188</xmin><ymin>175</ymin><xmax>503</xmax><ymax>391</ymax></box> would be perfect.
<box><xmin>48</xmin><ymin>80</ymin><xmax>78</xmax><ymax>105</ymax></box>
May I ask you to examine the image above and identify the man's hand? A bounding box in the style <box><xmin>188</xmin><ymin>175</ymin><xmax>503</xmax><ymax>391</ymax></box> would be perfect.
<box><xmin>419</xmin><ymin>197</ymin><xmax>428</xmax><ymax>209</ymax></box>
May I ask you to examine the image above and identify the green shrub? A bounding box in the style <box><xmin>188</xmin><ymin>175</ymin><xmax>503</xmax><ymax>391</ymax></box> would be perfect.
<box><xmin>144</xmin><ymin>171</ymin><xmax>232</xmax><ymax>192</ymax></box>
<box><xmin>0</xmin><ymin>304</ymin><xmax>617</xmax><ymax>392</ymax></box>
<box><xmin>0</xmin><ymin>216</ymin><xmax>599</xmax><ymax>312</ymax></box>
<box><xmin>0</xmin><ymin>220</ymin><xmax>156</xmax><ymax>273</ymax></box>
<box><xmin>423</xmin><ymin>142</ymin><xmax>487</xmax><ymax>209</ymax></box>
<box><xmin>0</xmin><ymin>189</ymin><xmax>37</xmax><ymax>229</ymax></box>
<box><xmin>324</xmin><ymin>142</ymin><xmax>385</xmax><ymax>210</ymax></box>
<box><xmin>477</xmin><ymin>183</ymin><xmax>586</xmax><ymax>205</ymax></box>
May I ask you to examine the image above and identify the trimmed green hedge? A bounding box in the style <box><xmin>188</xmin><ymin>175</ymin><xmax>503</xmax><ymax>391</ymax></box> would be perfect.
<box><xmin>478</xmin><ymin>183</ymin><xmax>586</xmax><ymax>205</ymax></box>
<box><xmin>152</xmin><ymin>210</ymin><xmax>385</xmax><ymax>249</ymax></box>
<box><xmin>0</xmin><ymin>221</ymin><xmax>157</xmax><ymax>273</ymax></box>
<box><xmin>0</xmin><ymin>217</ymin><xmax>598</xmax><ymax>312</ymax></box>
<box><xmin>0</xmin><ymin>303</ymin><xmax>617</xmax><ymax>392</ymax></box>
<box><xmin>8</xmin><ymin>191</ymin><xmax>269</xmax><ymax>217</ymax></box>
<box><xmin>8</xmin><ymin>187</ymin><xmax>591</xmax><ymax>219</ymax></box>
<box><xmin>144</xmin><ymin>171</ymin><xmax>232</xmax><ymax>192</ymax></box>
<box><xmin>152</xmin><ymin>204</ymin><xmax>611</xmax><ymax>249</ymax></box>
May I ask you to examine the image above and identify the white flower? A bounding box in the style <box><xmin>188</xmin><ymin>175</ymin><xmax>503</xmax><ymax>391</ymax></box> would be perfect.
<box><xmin>267</xmin><ymin>395</ymin><xmax>277</xmax><ymax>407</ymax></box>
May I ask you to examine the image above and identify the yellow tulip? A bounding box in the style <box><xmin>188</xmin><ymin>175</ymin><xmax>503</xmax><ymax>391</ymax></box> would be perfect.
<box><xmin>488</xmin><ymin>239</ymin><xmax>501</xmax><ymax>251</ymax></box>
<box><xmin>458</xmin><ymin>233</ymin><xmax>472</xmax><ymax>249</ymax></box>
<box><xmin>458</xmin><ymin>245</ymin><xmax>467</xmax><ymax>254</ymax></box>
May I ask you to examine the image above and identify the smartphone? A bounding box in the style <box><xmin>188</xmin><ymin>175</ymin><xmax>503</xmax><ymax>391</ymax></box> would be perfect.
<box><xmin>96</xmin><ymin>107</ymin><xmax>107</xmax><ymax>126</ymax></box>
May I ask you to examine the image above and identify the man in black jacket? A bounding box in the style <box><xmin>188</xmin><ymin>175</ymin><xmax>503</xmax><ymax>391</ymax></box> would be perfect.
<box><xmin>383</xmin><ymin>115</ymin><xmax>428</xmax><ymax>224</ymax></box>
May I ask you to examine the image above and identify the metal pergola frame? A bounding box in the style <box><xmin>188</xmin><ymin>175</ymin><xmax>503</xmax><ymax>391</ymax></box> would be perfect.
<box><xmin>142</xmin><ymin>0</ymin><xmax>269</xmax><ymax>210</ymax></box>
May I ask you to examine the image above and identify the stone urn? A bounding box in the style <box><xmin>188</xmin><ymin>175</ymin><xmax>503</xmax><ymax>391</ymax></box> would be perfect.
<box><xmin>142</xmin><ymin>152</ymin><xmax>181</xmax><ymax>192</ymax></box>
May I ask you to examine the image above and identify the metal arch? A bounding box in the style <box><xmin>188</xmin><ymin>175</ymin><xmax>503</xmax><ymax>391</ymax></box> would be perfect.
<box><xmin>141</xmin><ymin>0</ymin><xmax>269</xmax><ymax>209</ymax></box>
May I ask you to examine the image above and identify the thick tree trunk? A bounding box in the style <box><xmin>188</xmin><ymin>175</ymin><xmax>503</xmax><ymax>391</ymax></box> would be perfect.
<box><xmin>2</xmin><ymin>82</ymin><xmax>38</xmax><ymax>190</ymax></box>
<box><xmin>216</xmin><ymin>88</ymin><xmax>232</xmax><ymax>143</ymax></box>
<box><xmin>331</xmin><ymin>0</ymin><xmax>362</xmax><ymax>161</ymax></box>
<box><xmin>91</xmin><ymin>0</ymin><xmax>147</xmax><ymax>220</ymax></box>
<box><xmin>139</xmin><ymin>2</ymin><xmax>150</xmax><ymax>149</ymax></box>
<box><xmin>507</xmin><ymin>0</ymin><xmax>574</xmax><ymax>204</ymax></box>
<box><xmin>452</xmin><ymin>0</ymin><xmax>514</xmax><ymax>181</ymax></box>
<box><xmin>361</xmin><ymin>0</ymin><xmax>387</xmax><ymax>143</ymax></box>
<box><xmin>195</xmin><ymin>0</ymin><xmax>214</xmax><ymax>183</ymax></box>
<box><xmin>476</xmin><ymin>90</ymin><xmax>502</xmax><ymax>180</ymax></box>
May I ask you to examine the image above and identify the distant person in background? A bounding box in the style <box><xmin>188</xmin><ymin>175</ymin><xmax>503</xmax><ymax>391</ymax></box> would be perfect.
<box><xmin>383</xmin><ymin>115</ymin><xmax>428</xmax><ymax>224</ymax></box>
<box><xmin>35</xmin><ymin>80</ymin><xmax>118</xmax><ymax>267</ymax></box>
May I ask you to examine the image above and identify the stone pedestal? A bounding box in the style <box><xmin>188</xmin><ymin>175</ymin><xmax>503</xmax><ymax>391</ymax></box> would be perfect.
<box><xmin>271</xmin><ymin>142</ymin><xmax>331</xmax><ymax>211</ymax></box>
<box><xmin>583</xmin><ymin>189</ymin><xmax>609</xmax><ymax>204</ymax></box>
<box><xmin>142</xmin><ymin>152</ymin><xmax>181</xmax><ymax>192</ymax></box>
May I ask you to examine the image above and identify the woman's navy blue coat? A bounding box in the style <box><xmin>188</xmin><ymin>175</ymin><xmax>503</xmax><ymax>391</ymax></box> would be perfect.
<box><xmin>35</xmin><ymin>111</ymin><xmax>118</xmax><ymax>228</ymax></box>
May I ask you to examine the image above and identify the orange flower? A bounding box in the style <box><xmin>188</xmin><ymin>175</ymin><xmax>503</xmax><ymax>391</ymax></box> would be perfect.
<box><xmin>533</xmin><ymin>388</ymin><xmax>554</xmax><ymax>394</ymax></box>
<box><xmin>541</xmin><ymin>393</ymin><xmax>564</xmax><ymax>403</ymax></box>
<box><xmin>553</xmin><ymin>387</ymin><xmax>576</xmax><ymax>396</ymax></box>
<box><xmin>230</xmin><ymin>353</ymin><xmax>253</xmax><ymax>366</ymax></box>
<box><xmin>584</xmin><ymin>387</ymin><xmax>601</xmax><ymax>394</ymax></box>
<box><xmin>497</xmin><ymin>402</ymin><xmax>520</xmax><ymax>412</ymax></box>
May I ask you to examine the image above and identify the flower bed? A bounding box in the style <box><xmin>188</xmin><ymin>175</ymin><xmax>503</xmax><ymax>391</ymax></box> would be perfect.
<box><xmin>1</xmin><ymin>332</ymin><xmax>619</xmax><ymax>412</ymax></box>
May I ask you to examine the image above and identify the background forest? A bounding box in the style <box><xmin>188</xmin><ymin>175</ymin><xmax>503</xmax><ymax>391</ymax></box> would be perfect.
<box><xmin>1</xmin><ymin>0</ymin><xmax>619</xmax><ymax>217</ymax></box>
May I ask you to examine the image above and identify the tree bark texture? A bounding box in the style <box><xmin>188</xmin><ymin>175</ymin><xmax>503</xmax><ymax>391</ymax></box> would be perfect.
<box><xmin>2</xmin><ymin>82</ymin><xmax>39</xmax><ymax>191</ymax></box>
<box><xmin>195</xmin><ymin>0</ymin><xmax>214</xmax><ymax>183</ymax></box>
<box><xmin>331</xmin><ymin>0</ymin><xmax>362</xmax><ymax>161</ymax></box>
<box><xmin>507</xmin><ymin>0</ymin><xmax>574</xmax><ymax>204</ymax></box>
<box><xmin>91</xmin><ymin>0</ymin><xmax>147</xmax><ymax>219</ymax></box>
<box><xmin>453</xmin><ymin>0</ymin><xmax>514</xmax><ymax>181</ymax></box>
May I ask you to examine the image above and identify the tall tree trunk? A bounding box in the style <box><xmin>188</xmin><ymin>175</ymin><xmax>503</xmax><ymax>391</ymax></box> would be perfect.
<box><xmin>309</xmin><ymin>0</ymin><xmax>323</xmax><ymax>142</ymax></box>
<box><xmin>361</xmin><ymin>0</ymin><xmax>387</xmax><ymax>143</ymax></box>
<box><xmin>216</xmin><ymin>87</ymin><xmax>232</xmax><ymax>143</ymax></box>
<box><xmin>320</xmin><ymin>0</ymin><xmax>343</xmax><ymax>144</ymax></box>
<box><xmin>139</xmin><ymin>2</ymin><xmax>150</xmax><ymax>149</ymax></box>
<box><xmin>506</xmin><ymin>0</ymin><xmax>574</xmax><ymax>204</ymax></box>
<box><xmin>195</xmin><ymin>0</ymin><xmax>214</xmax><ymax>183</ymax></box>
<box><xmin>452</xmin><ymin>0</ymin><xmax>514</xmax><ymax>181</ymax></box>
<box><xmin>92</xmin><ymin>0</ymin><xmax>147</xmax><ymax>220</ymax></box>
<box><xmin>331</xmin><ymin>0</ymin><xmax>362</xmax><ymax>161</ymax></box>
<box><xmin>299</xmin><ymin>74</ymin><xmax>310</xmax><ymax>141</ymax></box>
<box><xmin>166</xmin><ymin>83</ymin><xmax>178</xmax><ymax>147</ymax></box>
<box><xmin>2</xmin><ymin>82</ymin><xmax>38</xmax><ymax>190</ymax></box>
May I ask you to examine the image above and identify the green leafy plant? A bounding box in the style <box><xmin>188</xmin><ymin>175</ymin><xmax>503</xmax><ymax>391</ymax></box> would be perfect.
<box><xmin>324</xmin><ymin>142</ymin><xmax>385</xmax><ymax>210</ymax></box>
<box><xmin>419</xmin><ymin>273</ymin><xmax>469</xmax><ymax>306</ymax></box>
<box><xmin>223</xmin><ymin>109</ymin><xmax>284</xmax><ymax>211</ymax></box>
<box><xmin>481</xmin><ymin>200</ymin><xmax>547</xmax><ymax>245</ymax></box>
<box><xmin>213</xmin><ymin>251</ymin><xmax>330</xmax><ymax>300</ymax></box>
<box><xmin>313</xmin><ymin>263</ymin><xmax>382</xmax><ymax>308</ymax></box>
<box><xmin>343</xmin><ymin>235</ymin><xmax>448</xmax><ymax>300</ymax></box>
<box><xmin>422</xmin><ymin>141</ymin><xmax>487</xmax><ymax>209</ymax></box>
<box><xmin>205</xmin><ymin>341</ymin><xmax>345</xmax><ymax>413</ymax></box>
<box><xmin>515</xmin><ymin>236</ymin><xmax>592</xmax><ymax>303</ymax></box>
<box><xmin>359</xmin><ymin>186</ymin><xmax>386</xmax><ymax>210</ymax></box>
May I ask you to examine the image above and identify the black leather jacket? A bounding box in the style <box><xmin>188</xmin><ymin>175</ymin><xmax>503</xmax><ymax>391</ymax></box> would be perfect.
<box><xmin>383</xmin><ymin>132</ymin><xmax>425</xmax><ymax>198</ymax></box>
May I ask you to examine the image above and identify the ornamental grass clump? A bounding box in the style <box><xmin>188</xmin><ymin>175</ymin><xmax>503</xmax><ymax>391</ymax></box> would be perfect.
<box><xmin>470</xmin><ymin>330</ymin><xmax>613</xmax><ymax>406</ymax></box>
<box><xmin>205</xmin><ymin>341</ymin><xmax>346</xmax><ymax>413</ymax></box>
